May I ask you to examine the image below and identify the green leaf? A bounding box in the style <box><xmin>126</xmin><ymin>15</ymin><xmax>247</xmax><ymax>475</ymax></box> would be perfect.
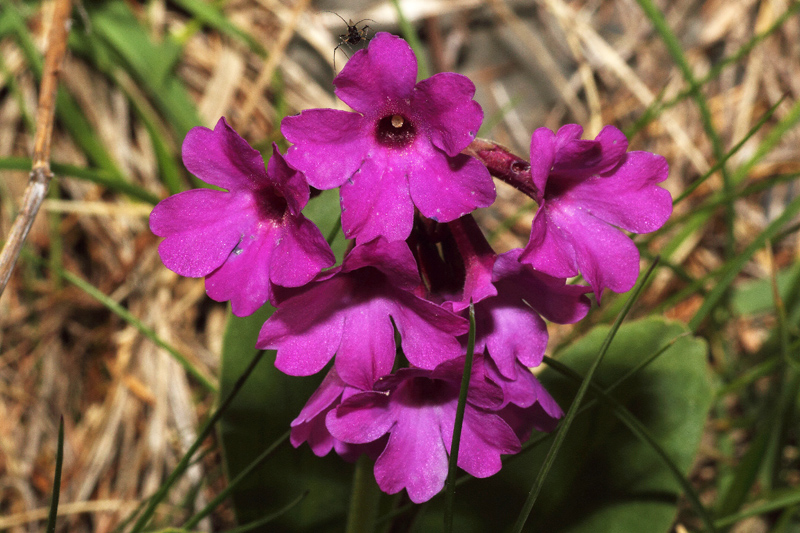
<box><xmin>218</xmin><ymin>306</ymin><xmax>352</xmax><ymax>532</ymax></box>
<box><xmin>419</xmin><ymin>318</ymin><xmax>714</xmax><ymax>533</ymax></box>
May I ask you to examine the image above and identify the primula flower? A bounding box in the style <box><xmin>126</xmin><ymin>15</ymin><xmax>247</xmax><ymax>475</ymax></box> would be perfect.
<box><xmin>281</xmin><ymin>32</ymin><xmax>496</xmax><ymax>244</ymax></box>
<box><xmin>519</xmin><ymin>125</ymin><xmax>672</xmax><ymax>300</ymax></box>
<box><xmin>326</xmin><ymin>355</ymin><xmax>520</xmax><ymax>503</ymax></box>
<box><xmin>257</xmin><ymin>238</ymin><xmax>469</xmax><ymax>389</ymax></box>
<box><xmin>149</xmin><ymin>118</ymin><xmax>334</xmax><ymax>317</ymax></box>
<box><xmin>474</xmin><ymin>249</ymin><xmax>591</xmax><ymax>379</ymax></box>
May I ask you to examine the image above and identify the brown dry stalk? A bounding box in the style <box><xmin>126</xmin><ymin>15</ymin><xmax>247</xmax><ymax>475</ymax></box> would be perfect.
<box><xmin>0</xmin><ymin>0</ymin><xmax>73</xmax><ymax>298</ymax></box>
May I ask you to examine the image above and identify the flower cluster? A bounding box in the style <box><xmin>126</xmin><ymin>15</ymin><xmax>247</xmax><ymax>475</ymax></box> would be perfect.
<box><xmin>150</xmin><ymin>32</ymin><xmax>672</xmax><ymax>503</ymax></box>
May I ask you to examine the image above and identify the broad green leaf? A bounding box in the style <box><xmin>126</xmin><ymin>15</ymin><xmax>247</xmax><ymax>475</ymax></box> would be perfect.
<box><xmin>417</xmin><ymin>317</ymin><xmax>714</xmax><ymax>533</ymax></box>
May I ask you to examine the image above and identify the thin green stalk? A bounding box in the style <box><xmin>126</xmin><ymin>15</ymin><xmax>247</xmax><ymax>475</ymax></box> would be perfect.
<box><xmin>129</xmin><ymin>349</ymin><xmax>271</xmax><ymax>532</ymax></box>
<box><xmin>181</xmin><ymin>432</ymin><xmax>290</xmax><ymax>530</ymax></box>
<box><xmin>46</xmin><ymin>416</ymin><xmax>64</xmax><ymax>533</ymax></box>
<box><xmin>444</xmin><ymin>304</ymin><xmax>476</xmax><ymax>532</ymax></box>
<box><xmin>345</xmin><ymin>454</ymin><xmax>381</xmax><ymax>533</ymax></box>
<box><xmin>510</xmin><ymin>259</ymin><xmax>660</xmax><ymax>532</ymax></box>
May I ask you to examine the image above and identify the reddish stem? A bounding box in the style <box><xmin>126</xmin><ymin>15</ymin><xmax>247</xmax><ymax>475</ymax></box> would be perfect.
<box><xmin>463</xmin><ymin>138</ymin><xmax>541</xmax><ymax>201</ymax></box>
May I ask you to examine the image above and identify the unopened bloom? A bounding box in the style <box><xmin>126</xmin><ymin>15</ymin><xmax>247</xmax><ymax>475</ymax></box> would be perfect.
<box><xmin>519</xmin><ymin>125</ymin><xmax>672</xmax><ymax>300</ymax></box>
<box><xmin>282</xmin><ymin>32</ymin><xmax>496</xmax><ymax>244</ymax></box>
<box><xmin>150</xmin><ymin>118</ymin><xmax>334</xmax><ymax>316</ymax></box>
<box><xmin>326</xmin><ymin>355</ymin><xmax>520</xmax><ymax>503</ymax></box>
<box><xmin>257</xmin><ymin>239</ymin><xmax>469</xmax><ymax>389</ymax></box>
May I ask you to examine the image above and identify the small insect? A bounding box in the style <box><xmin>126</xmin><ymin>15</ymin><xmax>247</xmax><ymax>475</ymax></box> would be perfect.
<box><xmin>326</xmin><ymin>11</ymin><xmax>377</xmax><ymax>71</ymax></box>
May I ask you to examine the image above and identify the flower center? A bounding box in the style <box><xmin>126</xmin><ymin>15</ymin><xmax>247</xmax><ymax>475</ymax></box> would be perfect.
<box><xmin>375</xmin><ymin>114</ymin><xmax>416</xmax><ymax>149</ymax></box>
<box><xmin>254</xmin><ymin>188</ymin><xmax>288</xmax><ymax>222</ymax></box>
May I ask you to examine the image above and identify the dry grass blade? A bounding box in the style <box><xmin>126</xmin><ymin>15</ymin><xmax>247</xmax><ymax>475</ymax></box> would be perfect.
<box><xmin>0</xmin><ymin>0</ymin><xmax>72</xmax><ymax>297</ymax></box>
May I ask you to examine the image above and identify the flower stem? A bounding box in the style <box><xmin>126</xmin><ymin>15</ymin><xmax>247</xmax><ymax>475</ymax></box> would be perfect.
<box><xmin>345</xmin><ymin>455</ymin><xmax>380</xmax><ymax>533</ymax></box>
<box><xmin>463</xmin><ymin>138</ymin><xmax>541</xmax><ymax>201</ymax></box>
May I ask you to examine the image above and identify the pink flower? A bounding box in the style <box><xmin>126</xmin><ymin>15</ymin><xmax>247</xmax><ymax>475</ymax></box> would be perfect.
<box><xmin>326</xmin><ymin>355</ymin><xmax>520</xmax><ymax>503</ymax></box>
<box><xmin>519</xmin><ymin>125</ymin><xmax>672</xmax><ymax>300</ymax></box>
<box><xmin>257</xmin><ymin>239</ymin><xmax>469</xmax><ymax>389</ymax></box>
<box><xmin>149</xmin><ymin>118</ymin><xmax>334</xmax><ymax>317</ymax></box>
<box><xmin>281</xmin><ymin>33</ymin><xmax>496</xmax><ymax>244</ymax></box>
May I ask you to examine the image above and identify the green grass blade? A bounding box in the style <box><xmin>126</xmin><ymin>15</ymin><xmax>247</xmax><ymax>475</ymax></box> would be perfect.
<box><xmin>444</xmin><ymin>303</ymin><xmax>476</xmax><ymax>532</ymax></box>
<box><xmin>0</xmin><ymin>157</ymin><xmax>160</xmax><ymax>204</ymax></box>
<box><xmin>673</xmin><ymin>96</ymin><xmax>785</xmax><ymax>205</ymax></box>
<box><xmin>626</xmin><ymin>2</ymin><xmax>800</xmax><ymax>139</ymax></box>
<box><xmin>59</xmin><ymin>268</ymin><xmax>217</xmax><ymax>393</ymax></box>
<box><xmin>224</xmin><ymin>492</ymin><xmax>309</xmax><ymax>533</ymax></box>
<box><xmin>181</xmin><ymin>431</ymin><xmax>290</xmax><ymax>530</ymax></box>
<box><xmin>713</xmin><ymin>488</ymin><xmax>800</xmax><ymax>529</ymax></box>
<box><xmin>45</xmin><ymin>416</ymin><xmax>65</xmax><ymax>533</ymax></box>
<box><xmin>510</xmin><ymin>259</ymin><xmax>660</xmax><ymax>532</ymax></box>
<box><xmin>3</xmin><ymin>1</ymin><xmax>125</xmax><ymax>178</ymax></box>
<box><xmin>168</xmin><ymin>0</ymin><xmax>265</xmax><ymax>56</ymax></box>
<box><xmin>731</xmin><ymin>96</ymin><xmax>800</xmax><ymax>186</ymax></box>
<box><xmin>129</xmin><ymin>349</ymin><xmax>271</xmax><ymax>532</ymax></box>
<box><xmin>633</xmin><ymin>0</ymin><xmax>735</xmax><ymax>254</ymax></box>
<box><xmin>689</xmin><ymin>191</ymin><xmax>800</xmax><ymax>330</ymax></box>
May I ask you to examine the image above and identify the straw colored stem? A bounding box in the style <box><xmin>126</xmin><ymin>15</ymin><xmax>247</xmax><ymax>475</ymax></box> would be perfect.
<box><xmin>0</xmin><ymin>0</ymin><xmax>72</xmax><ymax>297</ymax></box>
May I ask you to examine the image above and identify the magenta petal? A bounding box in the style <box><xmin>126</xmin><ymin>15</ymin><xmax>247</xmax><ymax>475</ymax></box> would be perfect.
<box><xmin>334</xmin><ymin>32</ymin><xmax>417</xmax><ymax>114</ymax></box>
<box><xmin>392</xmin><ymin>292</ymin><xmax>469</xmax><ymax>370</ymax></box>
<box><xmin>519</xmin><ymin>207</ymin><xmax>579</xmax><ymax>279</ymax></box>
<box><xmin>341</xmin><ymin>239</ymin><xmax>420</xmax><ymax>290</ymax></box>
<box><xmin>335</xmin><ymin>298</ymin><xmax>397</xmax><ymax>389</ymax></box>
<box><xmin>373</xmin><ymin>408</ymin><xmax>449</xmax><ymax>503</ymax></box>
<box><xmin>494</xmin><ymin>250</ymin><xmax>591</xmax><ymax>324</ymax></box>
<box><xmin>258</xmin><ymin>279</ymin><xmax>348</xmax><ymax>376</ymax></box>
<box><xmin>412</xmin><ymin>72</ymin><xmax>482</xmax><ymax>156</ymax></box>
<box><xmin>267</xmin><ymin>143</ymin><xmax>309</xmax><ymax>216</ymax></box>
<box><xmin>530</xmin><ymin>128</ymin><xmax>556</xmax><ymax>199</ymax></box>
<box><xmin>549</xmin><ymin>207</ymin><xmax>641</xmax><ymax>299</ymax></box>
<box><xmin>340</xmin><ymin>157</ymin><xmax>415</xmax><ymax>243</ymax></box>
<box><xmin>182</xmin><ymin>117</ymin><xmax>266</xmax><ymax>191</ymax></box>
<box><xmin>408</xmin><ymin>145</ymin><xmax>495</xmax><ymax>223</ymax></box>
<box><xmin>478</xmin><ymin>296</ymin><xmax>549</xmax><ymax>376</ymax></box>
<box><xmin>442</xmin><ymin>405</ymin><xmax>520</xmax><ymax>478</ymax></box>
<box><xmin>282</xmin><ymin>109</ymin><xmax>369</xmax><ymax>190</ymax></box>
<box><xmin>563</xmin><ymin>151</ymin><xmax>672</xmax><ymax>233</ymax></box>
<box><xmin>268</xmin><ymin>217</ymin><xmax>335</xmax><ymax>288</ymax></box>
<box><xmin>151</xmin><ymin>189</ymin><xmax>247</xmax><ymax>277</ymax></box>
<box><xmin>327</xmin><ymin>392</ymin><xmax>394</xmax><ymax>444</ymax></box>
<box><xmin>205</xmin><ymin>227</ymin><xmax>277</xmax><ymax>316</ymax></box>
<box><xmin>552</xmin><ymin>125</ymin><xmax>628</xmax><ymax>179</ymax></box>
